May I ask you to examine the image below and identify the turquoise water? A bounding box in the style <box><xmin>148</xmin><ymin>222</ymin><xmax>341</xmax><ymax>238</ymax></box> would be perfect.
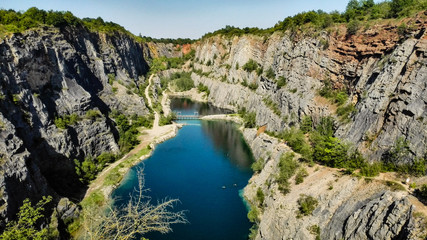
<box><xmin>112</xmin><ymin>99</ymin><xmax>254</xmax><ymax>240</ymax></box>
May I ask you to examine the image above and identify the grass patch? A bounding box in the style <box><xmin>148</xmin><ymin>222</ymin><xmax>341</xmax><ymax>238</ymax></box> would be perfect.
<box><xmin>276</xmin><ymin>76</ymin><xmax>287</xmax><ymax>88</ymax></box>
<box><xmin>297</xmin><ymin>194</ymin><xmax>318</xmax><ymax>218</ymax></box>
<box><xmin>238</xmin><ymin>107</ymin><xmax>256</xmax><ymax>128</ymax></box>
<box><xmin>277</xmin><ymin>152</ymin><xmax>299</xmax><ymax>194</ymax></box>
<box><xmin>384</xmin><ymin>180</ymin><xmax>406</xmax><ymax>191</ymax></box>
<box><xmin>251</xmin><ymin>158</ymin><xmax>264</xmax><ymax>173</ymax></box>
<box><xmin>295</xmin><ymin>167</ymin><xmax>308</xmax><ymax>185</ymax></box>
<box><xmin>81</xmin><ymin>190</ymin><xmax>105</xmax><ymax>208</ymax></box>
<box><xmin>256</xmin><ymin>188</ymin><xmax>265</xmax><ymax>208</ymax></box>
<box><xmin>263</xmin><ymin>97</ymin><xmax>281</xmax><ymax>116</ymax></box>
<box><xmin>54</xmin><ymin>113</ymin><xmax>81</xmax><ymax>129</ymax></box>
<box><xmin>243</xmin><ymin>59</ymin><xmax>260</xmax><ymax>73</ymax></box>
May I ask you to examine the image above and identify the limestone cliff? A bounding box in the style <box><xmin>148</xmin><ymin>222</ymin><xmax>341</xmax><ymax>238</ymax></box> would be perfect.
<box><xmin>191</xmin><ymin>13</ymin><xmax>427</xmax><ymax>162</ymax></box>
<box><xmin>187</xmin><ymin>13</ymin><xmax>427</xmax><ymax>240</ymax></box>
<box><xmin>242</xmin><ymin>129</ymin><xmax>426</xmax><ymax>239</ymax></box>
<box><xmin>0</xmin><ymin>24</ymin><xmax>152</xmax><ymax>222</ymax></box>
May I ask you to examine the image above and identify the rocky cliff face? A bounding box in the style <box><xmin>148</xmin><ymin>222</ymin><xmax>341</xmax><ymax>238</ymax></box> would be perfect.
<box><xmin>242</xmin><ymin>129</ymin><xmax>427</xmax><ymax>240</ymax></box>
<box><xmin>0</xmin><ymin>25</ymin><xmax>152</xmax><ymax>221</ymax></box>
<box><xmin>188</xmin><ymin>13</ymin><xmax>427</xmax><ymax>240</ymax></box>
<box><xmin>191</xmin><ymin>13</ymin><xmax>427</xmax><ymax>162</ymax></box>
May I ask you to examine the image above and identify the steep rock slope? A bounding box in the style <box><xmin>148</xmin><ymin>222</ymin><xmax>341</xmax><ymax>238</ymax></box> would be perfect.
<box><xmin>242</xmin><ymin>129</ymin><xmax>426</xmax><ymax>240</ymax></box>
<box><xmin>188</xmin><ymin>14</ymin><xmax>427</xmax><ymax>240</ymax></box>
<box><xmin>191</xmin><ymin>14</ymin><xmax>427</xmax><ymax>161</ymax></box>
<box><xmin>0</xmin><ymin>25</ymin><xmax>152</xmax><ymax>221</ymax></box>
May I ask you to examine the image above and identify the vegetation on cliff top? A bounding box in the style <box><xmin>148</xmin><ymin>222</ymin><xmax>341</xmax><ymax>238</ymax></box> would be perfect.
<box><xmin>0</xmin><ymin>7</ymin><xmax>195</xmax><ymax>44</ymax></box>
<box><xmin>202</xmin><ymin>0</ymin><xmax>427</xmax><ymax>38</ymax></box>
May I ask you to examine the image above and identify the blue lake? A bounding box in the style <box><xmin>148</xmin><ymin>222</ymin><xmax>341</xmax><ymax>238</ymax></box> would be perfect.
<box><xmin>112</xmin><ymin>99</ymin><xmax>254</xmax><ymax>240</ymax></box>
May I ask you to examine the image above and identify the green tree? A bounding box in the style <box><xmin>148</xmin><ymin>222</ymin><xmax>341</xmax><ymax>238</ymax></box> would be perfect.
<box><xmin>390</xmin><ymin>0</ymin><xmax>414</xmax><ymax>17</ymax></box>
<box><xmin>1</xmin><ymin>196</ymin><xmax>53</xmax><ymax>240</ymax></box>
<box><xmin>347</xmin><ymin>20</ymin><xmax>360</xmax><ymax>35</ymax></box>
<box><xmin>22</xmin><ymin>7</ymin><xmax>46</xmax><ymax>23</ymax></box>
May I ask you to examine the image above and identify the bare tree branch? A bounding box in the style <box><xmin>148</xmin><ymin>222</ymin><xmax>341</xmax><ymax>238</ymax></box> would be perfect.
<box><xmin>79</xmin><ymin>169</ymin><xmax>187</xmax><ymax>240</ymax></box>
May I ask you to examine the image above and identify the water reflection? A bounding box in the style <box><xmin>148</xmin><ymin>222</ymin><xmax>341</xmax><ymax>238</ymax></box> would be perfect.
<box><xmin>170</xmin><ymin>97</ymin><xmax>232</xmax><ymax>115</ymax></box>
<box><xmin>202</xmin><ymin>120</ymin><xmax>254</xmax><ymax>169</ymax></box>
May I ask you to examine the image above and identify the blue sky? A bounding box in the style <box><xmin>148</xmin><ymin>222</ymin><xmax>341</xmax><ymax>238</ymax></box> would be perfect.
<box><xmin>1</xmin><ymin>0</ymin><xmax>350</xmax><ymax>39</ymax></box>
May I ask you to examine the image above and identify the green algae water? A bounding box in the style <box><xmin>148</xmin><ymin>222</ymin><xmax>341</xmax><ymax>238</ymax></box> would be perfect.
<box><xmin>112</xmin><ymin>98</ymin><xmax>254</xmax><ymax>240</ymax></box>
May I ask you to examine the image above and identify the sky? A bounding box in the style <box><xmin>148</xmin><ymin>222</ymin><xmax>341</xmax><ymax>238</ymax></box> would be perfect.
<box><xmin>0</xmin><ymin>0</ymin><xmax>350</xmax><ymax>39</ymax></box>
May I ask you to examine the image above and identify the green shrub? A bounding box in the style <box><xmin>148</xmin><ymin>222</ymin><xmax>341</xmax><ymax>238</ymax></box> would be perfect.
<box><xmin>263</xmin><ymin>98</ymin><xmax>281</xmax><ymax>116</ymax></box>
<box><xmin>277</xmin><ymin>152</ymin><xmax>299</xmax><ymax>194</ymax></box>
<box><xmin>54</xmin><ymin>113</ymin><xmax>81</xmax><ymax>129</ymax></box>
<box><xmin>252</xmin><ymin>158</ymin><xmax>264</xmax><ymax>172</ymax></box>
<box><xmin>197</xmin><ymin>83</ymin><xmax>210</xmax><ymax>95</ymax></box>
<box><xmin>276</xmin><ymin>76</ymin><xmax>287</xmax><ymax>88</ymax></box>
<box><xmin>385</xmin><ymin>180</ymin><xmax>406</xmax><ymax>191</ymax></box>
<box><xmin>315</xmin><ymin>116</ymin><xmax>335</xmax><ymax>137</ymax></box>
<box><xmin>347</xmin><ymin>20</ymin><xmax>360</xmax><ymax>35</ymax></box>
<box><xmin>244</xmin><ymin>112</ymin><xmax>256</xmax><ymax>128</ymax></box>
<box><xmin>131</xmin><ymin>114</ymin><xmax>154</xmax><ymax>129</ymax></box>
<box><xmin>336</xmin><ymin>104</ymin><xmax>355</xmax><ymax>121</ymax></box>
<box><xmin>312</xmin><ymin>136</ymin><xmax>349</xmax><ymax>168</ymax></box>
<box><xmin>85</xmin><ymin>109</ymin><xmax>101</xmax><ymax>120</ymax></box>
<box><xmin>360</xmin><ymin>162</ymin><xmax>382</xmax><ymax>177</ymax></box>
<box><xmin>74</xmin><ymin>152</ymin><xmax>119</xmax><ymax>184</ymax></box>
<box><xmin>416</xmin><ymin>184</ymin><xmax>427</xmax><ymax>202</ymax></box>
<box><xmin>248</xmin><ymin>82</ymin><xmax>258</xmax><ymax>91</ymax></box>
<box><xmin>248</xmin><ymin>225</ymin><xmax>259</xmax><ymax>240</ymax></box>
<box><xmin>1</xmin><ymin>196</ymin><xmax>53</xmax><ymax>239</ymax></box>
<box><xmin>397</xmin><ymin>22</ymin><xmax>408</xmax><ymax>36</ymax></box>
<box><xmin>107</xmin><ymin>73</ymin><xmax>115</xmax><ymax>85</ymax></box>
<box><xmin>170</xmin><ymin>72</ymin><xmax>194</xmax><ymax>92</ymax></box>
<box><xmin>282</xmin><ymin>127</ymin><xmax>312</xmax><ymax>159</ymax></box>
<box><xmin>256</xmin><ymin>188</ymin><xmax>265</xmax><ymax>207</ymax></box>
<box><xmin>159</xmin><ymin>113</ymin><xmax>177</xmax><ymax>126</ymax></box>
<box><xmin>295</xmin><ymin>167</ymin><xmax>308</xmax><ymax>185</ymax></box>
<box><xmin>239</xmin><ymin>107</ymin><xmax>257</xmax><ymax>128</ymax></box>
<box><xmin>297</xmin><ymin>194</ymin><xmax>318</xmax><ymax>217</ymax></box>
<box><xmin>247</xmin><ymin>205</ymin><xmax>259</xmax><ymax>223</ymax></box>
<box><xmin>382</xmin><ymin>137</ymin><xmax>410</xmax><ymax>168</ymax></box>
<box><xmin>74</xmin><ymin>156</ymin><xmax>97</xmax><ymax>183</ymax></box>
<box><xmin>300</xmin><ymin>116</ymin><xmax>313</xmax><ymax>133</ymax></box>
<box><xmin>308</xmin><ymin>225</ymin><xmax>321</xmax><ymax>240</ymax></box>
<box><xmin>335</xmin><ymin>91</ymin><xmax>348</xmax><ymax>106</ymax></box>
<box><xmin>54</xmin><ymin>117</ymin><xmax>67</xmax><ymax>129</ymax></box>
<box><xmin>266</xmin><ymin>67</ymin><xmax>275</xmax><ymax>79</ymax></box>
<box><xmin>112</xmin><ymin>113</ymin><xmax>151</xmax><ymax>153</ymax></box>
<box><xmin>243</xmin><ymin>59</ymin><xmax>259</xmax><ymax>72</ymax></box>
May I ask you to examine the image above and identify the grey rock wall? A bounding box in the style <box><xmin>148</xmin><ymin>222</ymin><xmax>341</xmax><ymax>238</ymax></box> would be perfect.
<box><xmin>0</xmin><ymin>25</ymin><xmax>151</xmax><ymax>222</ymax></box>
<box><xmin>242</xmin><ymin>129</ymin><xmax>425</xmax><ymax>240</ymax></box>
<box><xmin>192</xmin><ymin>26</ymin><xmax>427</xmax><ymax>162</ymax></box>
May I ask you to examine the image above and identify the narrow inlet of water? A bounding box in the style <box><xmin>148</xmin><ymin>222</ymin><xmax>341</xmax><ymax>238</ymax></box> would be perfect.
<box><xmin>112</xmin><ymin>98</ymin><xmax>254</xmax><ymax>240</ymax></box>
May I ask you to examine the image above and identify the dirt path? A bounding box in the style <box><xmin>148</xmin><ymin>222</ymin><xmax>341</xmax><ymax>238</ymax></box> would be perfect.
<box><xmin>145</xmin><ymin>74</ymin><xmax>160</xmax><ymax>130</ymax></box>
<box><xmin>84</xmin><ymin>74</ymin><xmax>178</xmax><ymax>199</ymax></box>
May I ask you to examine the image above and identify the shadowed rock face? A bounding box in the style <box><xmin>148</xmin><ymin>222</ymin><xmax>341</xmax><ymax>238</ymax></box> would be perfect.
<box><xmin>0</xmin><ymin>25</ymin><xmax>153</xmax><ymax>221</ymax></box>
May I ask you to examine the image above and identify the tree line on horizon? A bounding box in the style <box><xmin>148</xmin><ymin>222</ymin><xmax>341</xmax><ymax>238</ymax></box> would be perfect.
<box><xmin>0</xmin><ymin>0</ymin><xmax>426</xmax><ymax>43</ymax></box>
<box><xmin>202</xmin><ymin>0</ymin><xmax>427</xmax><ymax>38</ymax></box>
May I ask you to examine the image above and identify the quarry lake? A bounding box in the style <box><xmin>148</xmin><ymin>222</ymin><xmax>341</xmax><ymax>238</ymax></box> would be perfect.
<box><xmin>112</xmin><ymin>98</ymin><xmax>254</xmax><ymax>240</ymax></box>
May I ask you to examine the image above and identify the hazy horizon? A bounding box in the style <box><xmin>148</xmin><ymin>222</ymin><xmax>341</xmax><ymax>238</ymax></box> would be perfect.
<box><xmin>1</xmin><ymin>0</ymin><xmax>354</xmax><ymax>39</ymax></box>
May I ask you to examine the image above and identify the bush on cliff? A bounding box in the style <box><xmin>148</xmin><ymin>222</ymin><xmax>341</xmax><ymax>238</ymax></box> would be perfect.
<box><xmin>0</xmin><ymin>196</ymin><xmax>56</xmax><ymax>239</ymax></box>
<box><xmin>277</xmin><ymin>152</ymin><xmax>299</xmax><ymax>194</ymax></box>
<box><xmin>297</xmin><ymin>194</ymin><xmax>318</xmax><ymax>218</ymax></box>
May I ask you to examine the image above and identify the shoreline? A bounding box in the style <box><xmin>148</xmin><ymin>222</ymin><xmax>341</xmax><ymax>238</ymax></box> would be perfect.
<box><xmin>82</xmin><ymin>89</ymin><xmax>246</xmax><ymax>213</ymax></box>
<box><xmin>84</xmin><ymin>123</ymin><xmax>182</xmax><ymax>202</ymax></box>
